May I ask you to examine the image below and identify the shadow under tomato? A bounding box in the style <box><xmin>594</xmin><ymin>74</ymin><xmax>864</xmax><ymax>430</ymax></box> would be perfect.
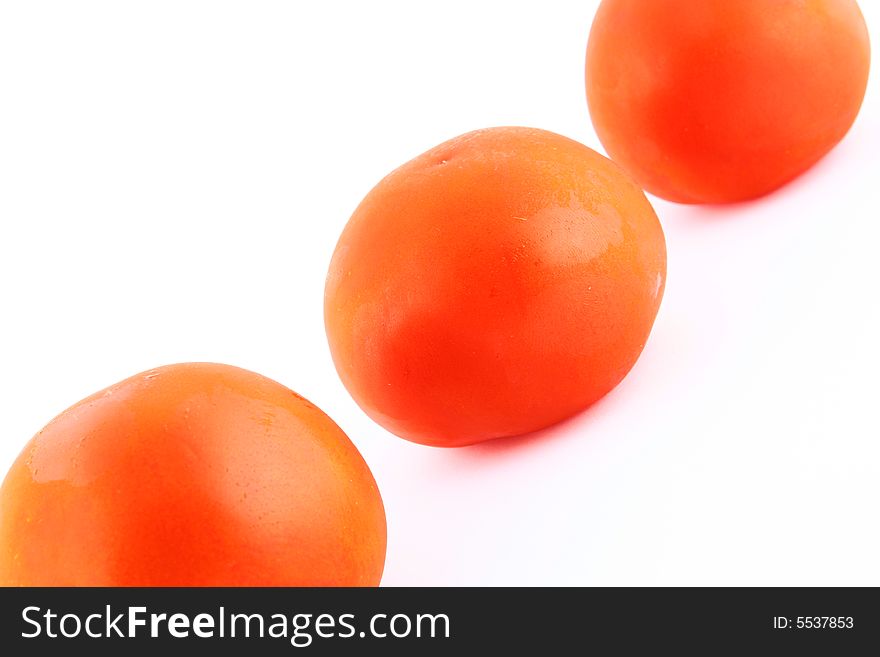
<box><xmin>428</xmin><ymin>382</ymin><xmax>626</xmax><ymax>465</ymax></box>
<box><xmin>653</xmin><ymin>136</ymin><xmax>859</xmax><ymax>225</ymax></box>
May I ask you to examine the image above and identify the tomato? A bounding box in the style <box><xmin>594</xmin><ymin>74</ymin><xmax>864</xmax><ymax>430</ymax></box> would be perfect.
<box><xmin>325</xmin><ymin>127</ymin><xmax>666</xmax><ymax>447</ymax></box>
<box><xmin>0</xmin><ymin>363</ymin><xmax>386</xmax><ymax>586</ymax></box>
<box><xmin>586</xmin><ymin>0</ymin><xmax>871</xmax><ymax>203</ymax></box>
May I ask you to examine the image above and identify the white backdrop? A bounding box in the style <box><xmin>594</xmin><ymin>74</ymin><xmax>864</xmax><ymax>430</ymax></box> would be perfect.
<box><xmin>1</xmin><ymin>1</ymin><xmax>877</xmax><ymax>586</ymax></box>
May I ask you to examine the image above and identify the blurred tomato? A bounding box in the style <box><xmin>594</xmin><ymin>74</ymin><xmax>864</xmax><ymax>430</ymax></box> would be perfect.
<box><xmin>0</xmin><ymin>363</ymin><xmax>386</xmax><ymax>586</ymax></box>
<box><xmin>586</xmin><ymin>0</ymin><xmax>871</xmax><ymax>203</ymax></box>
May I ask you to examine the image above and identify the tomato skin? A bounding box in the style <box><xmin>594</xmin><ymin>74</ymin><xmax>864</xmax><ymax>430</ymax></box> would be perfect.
<box><xmin>0</xmin><ymin>363</ymin><xmax>386</xmax><ymax>586</ymax></box>
<box><xmin>586</xmin><ymin>0</ymin><xmax>871</xmax><ymax>204</ymax></box>
<box><xmin>325</xmin><ymin>127</ymin><xmax>666</xmax><ymax>448</ymax></box>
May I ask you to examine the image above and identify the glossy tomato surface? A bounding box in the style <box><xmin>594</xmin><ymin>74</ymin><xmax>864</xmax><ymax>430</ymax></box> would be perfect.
<box><xmin>325</xmin><ymin>127</ymin><xmax>666</xmax><ymax>447</ymax></box>
<box><xmin>586</xmin><ymin>0</ymin><xmax>871</xmax><ymax>203</ymax></box>
<box><xmin>0</xmin><ymin>363</ymin><xmax>386</xmax><ymax>586</ymax></box>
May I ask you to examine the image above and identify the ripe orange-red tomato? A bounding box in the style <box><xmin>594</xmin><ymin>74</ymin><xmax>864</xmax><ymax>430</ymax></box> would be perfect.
<box><xmin>325</xmin><ymin>127</ymin><xmax>666</xmax><ymax>447</ymax></box>
<box><xmin>0</xmin><ymin>363</ymin><xmax>386</xmax><ymax>586</ymax></box>
<box><xmin>586</xmin><ymin>0</ymin><xmax>871</xmax><ymax>203</ymax></box>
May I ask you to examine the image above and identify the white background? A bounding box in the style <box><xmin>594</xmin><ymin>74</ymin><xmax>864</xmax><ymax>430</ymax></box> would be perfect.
<box><xmin>1</xmin><ymin>1</ymin><xmax>877</xmax><ymax>586</ymax></box>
